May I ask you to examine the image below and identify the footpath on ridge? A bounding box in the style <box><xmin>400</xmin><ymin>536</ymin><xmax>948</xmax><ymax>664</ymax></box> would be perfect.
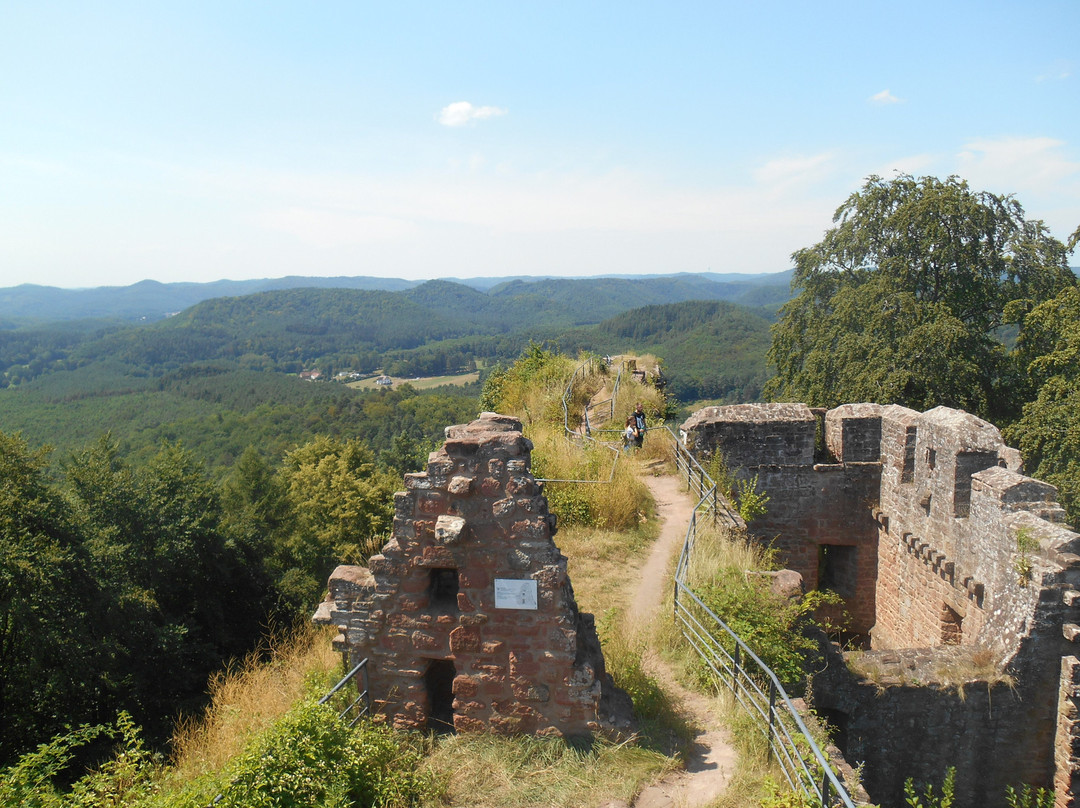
<box><xmin>605</xmin><ymin>472</ymin><xmax>738</xmax><ymax>808</ymax></box>
<box><xmin>578</xmin><ymin>365</ymin><xmax>736</xmax><ymax>807</ymax></box>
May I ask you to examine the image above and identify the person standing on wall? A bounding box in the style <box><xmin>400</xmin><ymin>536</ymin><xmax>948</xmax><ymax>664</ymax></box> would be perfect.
<box><xmin>633</xmin><ymin>403</ymin><xmax>646</xmax><ymax>448</ymax></box>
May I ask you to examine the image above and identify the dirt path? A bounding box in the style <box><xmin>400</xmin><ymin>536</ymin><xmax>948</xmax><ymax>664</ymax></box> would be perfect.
<box><xmin>618</xmin><ymin>474</ymin><xmax>738</xmax><ymax>808</ymax></box>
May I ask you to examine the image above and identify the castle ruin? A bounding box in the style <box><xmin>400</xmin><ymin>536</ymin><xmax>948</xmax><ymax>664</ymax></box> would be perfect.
<box><xmin>682</xmin><ymin>402</ymin><xmax>1080</xmax><ymax>807</ymax></box>
<box><xmin>314</xmin><ymin>412</ymin><xmax>626</xmax><ymax>738</ymax></box>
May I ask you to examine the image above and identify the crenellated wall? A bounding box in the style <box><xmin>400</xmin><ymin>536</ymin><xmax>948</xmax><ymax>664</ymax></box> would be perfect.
<box><xmin>314</xmin><ymin>412</ymin><xmax>627</xmax><ymax>738</ymax></box>
<box><xmin>682</xmin><ymin>402</ymin><xmax>1080</xmax><ymax>808</ymax></box>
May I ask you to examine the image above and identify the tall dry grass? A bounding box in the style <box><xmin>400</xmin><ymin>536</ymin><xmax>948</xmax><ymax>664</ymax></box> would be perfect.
<box><xmin>529</xmin><ymin>422</ymin><xmax>652</xmax><ymax>532</ymax></box>
<box><xmin>683</xmin><ymin>521</ymin><xmax>778</xmax><ymax>592</ymax></box>
<box><xmin>166</xmin><ymin>622</ymin><xmax>341</xmax><ymax>784</ymax></box>
<box><xmin>423</xmin><ymin>732</ymin><xmax>676</xmax><ymax>808</ymax></box>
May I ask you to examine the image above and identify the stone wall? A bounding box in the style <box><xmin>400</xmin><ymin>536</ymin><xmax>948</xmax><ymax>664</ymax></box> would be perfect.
<box><xmin>314</xmin><ymin>412</ymin><xmax>626</xmax><ymax>738</ymax></box>
<box><xmin>681</xmin><ymin>402</ymin><xmax>1080</xmax><ymax>807</ymax></box>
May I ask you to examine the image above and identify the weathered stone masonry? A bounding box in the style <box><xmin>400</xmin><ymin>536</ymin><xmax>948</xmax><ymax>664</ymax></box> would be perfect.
<box><xmin>314</xmin><ymin>412</ymin><xmax>624</xmax><ymax>738</ymax></box>
<box><xmin>682</xmin><ymin>403</ymin><xmax>1080</xmax><ymax>808</ymax></box>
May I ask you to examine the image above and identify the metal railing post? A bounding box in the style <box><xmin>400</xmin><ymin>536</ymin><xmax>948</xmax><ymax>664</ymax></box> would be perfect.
<box><xmin>767</xmin><ymin>680</ymin><xmax>777</xmax><ymax>763</ymax></box>
<box><xmin>731</xmin><ymin>644</ymin><xmax>740</xmax><ymax>693</ymax></box>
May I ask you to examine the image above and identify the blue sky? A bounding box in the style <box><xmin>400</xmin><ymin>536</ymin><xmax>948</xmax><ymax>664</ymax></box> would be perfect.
<box><xmin>1</xmin><ymin>1</ymin><xmax>1077</xmax><ymax>289</ymax></box>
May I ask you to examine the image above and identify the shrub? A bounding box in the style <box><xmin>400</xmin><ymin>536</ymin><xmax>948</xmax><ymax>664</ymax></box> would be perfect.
<box><xmin>0</xmin><ymin>713</ymin><xmax>159</xmax><ymax>808</ymax></box>
<box><xmin>685</xmin><ymin>525</ymin><xmax>840</xmax><ymax>688</ymax></box>
<box><xmin>190</xmin><ymin>702</ymin><xmax>436</xmax><ymax>808</ymax></box>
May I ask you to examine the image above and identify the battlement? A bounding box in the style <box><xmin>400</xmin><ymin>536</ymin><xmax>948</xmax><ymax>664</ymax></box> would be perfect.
<box><xmin>682</xmin><ymin>402</ymin><xmax>1080</xmax><ymax>805</ymax></box>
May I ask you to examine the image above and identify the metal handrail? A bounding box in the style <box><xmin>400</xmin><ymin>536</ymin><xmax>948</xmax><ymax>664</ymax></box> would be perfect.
<box><xmin>318</xmin><ymin>658</ymin><xmax>372</xmax><ymax>728</ymax></box>
<box><xmin>666</xmin><ymin>431</ymin><xmax>856</xmax><ymax>808</ymax></box>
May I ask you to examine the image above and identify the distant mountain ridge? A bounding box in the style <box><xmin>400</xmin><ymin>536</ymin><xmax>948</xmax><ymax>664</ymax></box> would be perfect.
<box><xmin>0</xmin><ymin>271</ymin><xmax>793</xmax><ymax>323</ymax></box>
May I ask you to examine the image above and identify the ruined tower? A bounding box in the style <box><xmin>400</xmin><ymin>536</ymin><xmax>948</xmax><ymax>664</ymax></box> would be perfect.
<box><xmin>314</xmin><ymin>412</ymin><xmax>624</xmax><ymax>737</ymax></box>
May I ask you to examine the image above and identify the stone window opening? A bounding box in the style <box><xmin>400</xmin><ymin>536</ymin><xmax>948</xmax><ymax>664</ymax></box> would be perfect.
<box><xmin>813</xmin><ymin>409</ymin><xmax>835</xmax><ymax>463</ymax></box>
<box><xmin>953</xmin><ymin>451</ymin><xmax>998</xmax><ymax>518</ymax></box>
<box><xmin>429</xmin><ymin>568</ymin><xmax>459</xmax><ymax>611</ymax></box>
<box><xmin>940</xmin><ymin>603</ymin><xmax>963</xmax><ymax>645</ymax></box>
<box><xmin>901</xmin><ymin>426</ymin><xmax>917</xmax><ymax>483</ymax></box>
<box><xmin>424</xmin><ymin>658</ymin><xmax>457</xmax><ymax>733</ymax></box>
<box><xmin>926</xmin><ymin>448</ymin><xmax>937</xmax><ymax>470</ymax></box>
<box><xmin>817</xmin><ymin>544</ymin><xmax>858</xmax><ymax>599</ymax></box>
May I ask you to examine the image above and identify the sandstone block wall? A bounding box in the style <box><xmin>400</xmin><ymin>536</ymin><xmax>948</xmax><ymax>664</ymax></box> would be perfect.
<box><xmin>681</xmin><ymin>402</ymin><xmax>1080</xmax><ymax>807</ymax></box>
<box><xmin>314</xmin><ymin>412</ymin><xmax>621</xmax><ymax>738</ymax></box>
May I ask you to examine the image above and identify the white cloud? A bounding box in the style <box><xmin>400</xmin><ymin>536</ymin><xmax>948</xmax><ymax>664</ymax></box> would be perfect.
<box><xmin>956</xmin><ymin>136</ymin><xmax>1080</xmax><ymax>195</ymax></box>
<box><xmin>1036</xmin><ymin>60</ymin><xmax>1071</xmax><ymax>82</ymax></box>
<box><xmin>869</xmin><ymin>89</ymin><xmax>901</xmax><ymax>105</ymax></box>
<box><xmin>754</xmin><ymin>152</ymin><xmax>836</xmax><ymax>189</ymax></box>
<box><xmin>437</xmin><ymin>101</ymin><xmax>508</xmax><ymax>127</ymax></box>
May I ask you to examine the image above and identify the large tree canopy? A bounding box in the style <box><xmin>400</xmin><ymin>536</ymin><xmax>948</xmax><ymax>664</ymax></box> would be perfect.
<box><xmin>1007</xmin><ymin>286</ymin><xmax>1080</xmax><ymax>524</ymax></box>
<box><xmin>764</xmin><ymin>174</ymin><xmax>1075</xmax><ymax>420</ymax></box>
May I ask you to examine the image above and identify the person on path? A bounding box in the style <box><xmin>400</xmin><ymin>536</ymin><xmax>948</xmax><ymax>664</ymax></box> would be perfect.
<box><xmin>633</xmin><ymin>403</ymin><xmax>647</xmax><ymax>448</ymax></box>
<box><xmin>623</xmin><ymin>416</ymin><xmax>640</xmax><ymax>449</ymax></box>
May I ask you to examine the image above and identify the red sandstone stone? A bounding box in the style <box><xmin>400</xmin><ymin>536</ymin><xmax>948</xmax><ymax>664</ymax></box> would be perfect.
<box><xmin>450</xmin><ymin>625</ymin><xmax>483</xmax><ymax>653</ymax></box>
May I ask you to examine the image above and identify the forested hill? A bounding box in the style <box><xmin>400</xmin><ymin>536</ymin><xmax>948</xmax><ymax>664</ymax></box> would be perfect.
<box><xmin>0</xmin><ymin>271</ymin><xmax>792</xmax><ymax>323</ymax></box>
<box><xmin>561</xmin><ymin>299</ymin><xmax>774</xmax><ymax>403</ymax></box>
<box><xmin>0</xmin><ymin>275</ymin><xmax>418</xmax><ymax>323</ymax></box>
<box><xmin>0</xmin><ymin>279</ymin><xmax>781</xmax><ymax>468</ymax></box>
<box><xmin>0</xmin><ymin>275</ymin><xmax>792</xmax><ymax>386</ymax></box>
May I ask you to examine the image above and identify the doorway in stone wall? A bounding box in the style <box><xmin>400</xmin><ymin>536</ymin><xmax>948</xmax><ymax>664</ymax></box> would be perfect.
<box><xmin>940</xmin><ymin>603</ymin><xmax>963</xmax><ymax>645</ymax></box>
<box><xmin>424</xmin><ymin>658</ymin><xmax>457</xmax><ymax>733</ymax></box>
<box><xmin>817</xmin><ymin>544</ymin><xmax>857</xmax><ymax>598</ymax></box>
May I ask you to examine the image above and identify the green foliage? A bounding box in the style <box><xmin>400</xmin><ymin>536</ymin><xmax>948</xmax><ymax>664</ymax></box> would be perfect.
<box><xmin>0</xmin><ymin>705</ymin><xmax>437</xmax><ymax>808</ymax></box>
<box><xmin>735</xmin><ymin>475</ymin><xmax>770</xmax><ymax>523</ymax></box>
<box><xmin>0</xmin><ymin>712</ymin><xmax>160</xmax><ymax>808</ymax></box>
<box><xmin>0</xmin><ymin>720</ymin><xmax>114</xmax><ymax>808</ymax></box>
<box><xmin>1006</xmin><ymin>286</ymin><xmax>1080</xmax><ymax>526</ymax></box>
<box><xmin>1004</xmin><ymin>782</ymin><xmax>1055</xmax><ymax>808</ymax></box>
<box><xmin>1014</xmin><ymin>527</ymin><xmax>1039</xmax><ymax>586</ymax></box>
<box><xmin>759</xmin><ymin>783</ymin><xmax>824</xmax><ymax>807</ymax></box>
<box><xmin>765</xmin><ymin>174</ymin><xmax>1075</xmax><ymax>421</ymax></box>
<box><xmin>191</xmin><ymin>702</ymin><xmax>435</xmax><ymax>808</ymax></box>
<box><xmin>0</xmin><ymin>364</ymin><xmax>478</xmax><ymax>474</ymax></box>
<box><xmin>904</xmin><ymin>766</ymin><xmax>955</xmax><ymax>808</ymax></box>
<box><xmin>558</xmin><ymin>300</ymin><xmax>775</xmax><ymax>403</ymax></box>
<box><xmin>695</xmin><ymin>566</ymin><xmax>828</xmax><ymax>687</ymax></box>
<box><xmin>278</xmin><ymin>436</ymin><xmax>397</xmax><ymax>608</ymax></box>
<box><xmin>0</xmin><ymin>433</ymin><xmax>100</xmax><ymax>762</ymax></box>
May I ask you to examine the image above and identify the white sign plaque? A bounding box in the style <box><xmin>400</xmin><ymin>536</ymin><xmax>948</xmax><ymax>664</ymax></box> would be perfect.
<box><xmin>494</xmin><ymin>578</ymin><xmax>538</xmax><ymax>610</ymax></box>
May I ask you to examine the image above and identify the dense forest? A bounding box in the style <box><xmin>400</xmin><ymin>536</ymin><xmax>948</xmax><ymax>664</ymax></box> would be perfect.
<box><xmin>0</xmin><ymin>274</ymin><xmax>785</xmax><ymax>766</ymax></box>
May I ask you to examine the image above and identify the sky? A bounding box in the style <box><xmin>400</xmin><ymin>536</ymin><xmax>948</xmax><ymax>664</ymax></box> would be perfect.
<box><xmin>1</xmin><ymin>1</ymin><xmax>1078</xmax><ymax>290</ymax></box>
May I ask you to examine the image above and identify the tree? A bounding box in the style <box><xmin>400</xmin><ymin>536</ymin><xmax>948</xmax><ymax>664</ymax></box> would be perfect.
<box><xmin>765</xmin><ymin>174</ymin><xmax>1075</xmax><ymax>420</ymax></box>
<box><xmin>278</xmin><ymin>436</ymin><xmax>397</xmax><ymax>608</ymax></box>
<box><xmin>0</xmin><ymin>432</ymin><xmax>97</xmax><ymax>762</ymax></box>
<box><xmin>1006</xmin><ymin>285</ymin><xmax>1080</xmax><ymax>525</ymax></box>
<box><xmin>65</xmin><ymin>439</ymin><xmax>272</xmax><ymax>741</ymax></box>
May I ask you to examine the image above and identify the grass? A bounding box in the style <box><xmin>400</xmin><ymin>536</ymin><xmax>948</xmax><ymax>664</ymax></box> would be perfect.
<box><xmin>556</xmin><ymin>524</ymin><xmax>653</xmax><ymax>618</ymax></box>
<box><xmin>422</xmin><ymin>732</ymin><xmax>674</xmax><ymax>808</ymax></box>
<box><xmin>165</xmin><ymin>623</ymin><xmax>342</xmax><ymax>786</ymax></box>
<box><xmin>348</xmin><ymin>371</ymin><xmax>480</xmax><ymax>391</ymax></box>
<box><xmin>647</xmin><ymin>518</ymin><xmax>830</xmax><ymax>808</ymax></box>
